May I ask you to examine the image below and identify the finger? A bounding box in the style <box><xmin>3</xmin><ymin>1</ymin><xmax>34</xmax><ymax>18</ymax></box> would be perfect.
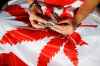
<box><xmin>31</xmin><ymin>22</ymin><xmax>46</xmax><ymax>29</ymax></box>
<box><xmin>58</xmin><ymin>19</ymin><xmax>73</xmax><ymax>25</ymax></box>
<box><xmin>50</xmin><ymin>25</ymin><xmax>74</xmax><ymax>35</ymax></box>
<box><xmin>30</xmin><ymin>14</ymin><xmax>48</xmax><ymax>24</ymax></box>
<box><xmin>50</xmin><ymin>26</ymin><xmax>65</xmax><ymax>35</ymax></box>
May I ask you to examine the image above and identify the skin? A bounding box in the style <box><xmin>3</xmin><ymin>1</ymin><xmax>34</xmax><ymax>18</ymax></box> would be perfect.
<box><xmin>26</xmin><ymin>0</ymin><xmax>33</xmax><ymax>4</ymax></box>
<box><xmin>75</xmin><ymin>0</ymin><xmax>100</xmax><ymax>26</ymax></box>
<box><xmin>26</xmin><ymin>0</ymin><xmax>100</xmax><ymax>35</ymax></box>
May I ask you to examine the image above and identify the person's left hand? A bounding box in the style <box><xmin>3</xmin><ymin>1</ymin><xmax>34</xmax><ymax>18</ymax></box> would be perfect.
<box><xmin>48</xmin><ymin>20</ymin><xmax>75</xmax><ymax>35</ymax></box>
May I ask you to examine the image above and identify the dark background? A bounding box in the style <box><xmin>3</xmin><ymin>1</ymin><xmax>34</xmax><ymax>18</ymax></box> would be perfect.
<box><xmin>0</xmin><ymin>0</ymin><xmax>10</xmax><ymax>10</ymax></box>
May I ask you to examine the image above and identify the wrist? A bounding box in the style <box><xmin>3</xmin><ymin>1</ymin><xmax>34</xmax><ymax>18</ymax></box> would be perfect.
<box><xmin>72</xmin><ymin>18</ymin><xmax>81</xmax><ymax>29</ymax></box>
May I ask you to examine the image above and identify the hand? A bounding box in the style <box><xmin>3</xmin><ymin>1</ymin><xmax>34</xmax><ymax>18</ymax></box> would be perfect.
<box><xmin>26</xmin><ymin>4</ymin><xmax>48</xmax><ymax>29</ymax></box>
<box><xmin>58</xmin><ymin>19</ymin><xmax>80</xmax><ymax>29</ymax></box>
<box><xmin>48</xmin><ymin>20</ymin><xmax>74</xmax><ymax>35</ymax></box>
<box><xmin>29</xmin><ymin>11</ymin><xmax>48</xmax><ymax>29</ymax></box>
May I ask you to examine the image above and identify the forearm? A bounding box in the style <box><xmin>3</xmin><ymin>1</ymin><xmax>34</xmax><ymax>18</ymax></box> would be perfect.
<box><xmin>26</xmin><ymin>0</ymin><xmax>33</xmax><ymax>4</ymax></box>
<box><xmin>75</xmin><ymin>0</ymin><xmax>99</xmax><ymax>25</ymax></box>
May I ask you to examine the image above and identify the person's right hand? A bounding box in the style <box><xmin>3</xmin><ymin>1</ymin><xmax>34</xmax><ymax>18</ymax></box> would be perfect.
<box><xmin>26</xmin><ymin>4</ymin><xmax>49</xmax><ymax>29</ymax></box>
<box><xmin>29</xmin><ymin>13</ymin><xmax>48</xmax><ymax>29</ymax></box>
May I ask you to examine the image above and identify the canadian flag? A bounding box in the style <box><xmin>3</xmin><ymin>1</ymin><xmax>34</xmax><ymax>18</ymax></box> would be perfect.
<box><xmin>0</xmin><ymin>2</ymin><xmax>100</xmax><ymax>66</ymax></box>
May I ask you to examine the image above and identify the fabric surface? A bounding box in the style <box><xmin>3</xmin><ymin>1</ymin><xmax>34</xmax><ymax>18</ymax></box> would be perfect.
<box><xmin>0</xmin><ymin>0</ymin><xmax>100</xmax><ymax>66</ymax></box>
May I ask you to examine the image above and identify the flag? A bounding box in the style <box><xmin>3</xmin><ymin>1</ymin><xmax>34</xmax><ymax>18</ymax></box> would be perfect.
<box><xmin>0</xmin><ymin>0</ymin><xmax>100</xmax><ymax>66</ymax></box>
